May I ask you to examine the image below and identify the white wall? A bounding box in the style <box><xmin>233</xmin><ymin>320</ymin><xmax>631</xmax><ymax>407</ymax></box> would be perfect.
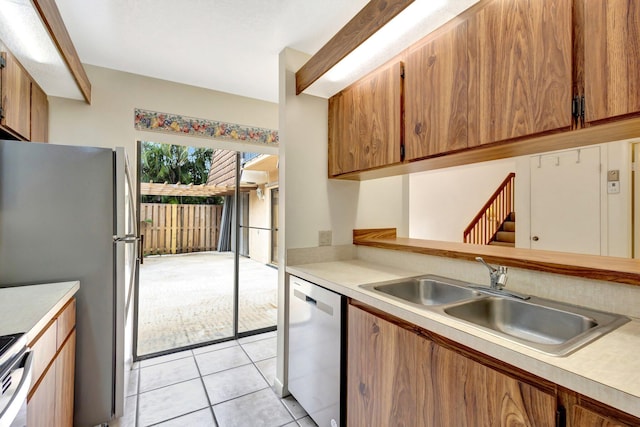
<box><xmin>276</xmin><ymin>47</ymin><xmax>409</xmax><ymax>395</ymax></box>
<box><xmin>409</xmin><ymin>159</ymin><xmax>516</xmax><ymax>242</ymax></box>
<box><xmin>48</xmin><ymin>65</ymin><xmax>279</xmax><ymax>175</ymax></box>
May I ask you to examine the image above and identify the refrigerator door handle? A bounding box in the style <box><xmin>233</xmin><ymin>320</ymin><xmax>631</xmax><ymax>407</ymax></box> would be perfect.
<box><xmin>113</xmin><ymin>234</ymin><xmax>139</xmax><ymax>243</ymax></box>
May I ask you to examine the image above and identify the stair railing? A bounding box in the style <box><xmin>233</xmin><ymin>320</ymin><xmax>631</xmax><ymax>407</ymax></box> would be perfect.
<box><xmin>463</xmin><ymin>173</ymin><xmax>515</xmax><ymax>245</ymax></box>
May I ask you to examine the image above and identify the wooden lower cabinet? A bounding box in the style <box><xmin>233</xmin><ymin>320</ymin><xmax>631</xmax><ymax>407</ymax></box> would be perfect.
<box><xmin>348</xmin><ymin>304</ymin><xmax>555</xmax><ymax>426</ymax></box>
<box><xmin>572</xmin><ymin>405</ymin><xmax>630</xmax><ymax>427</ymax></box>
<box><xmin>55</xmin><ymin>330</ymin><xmax>76</xmax><ymax>426</ymax></box>
<box><xmin>347</xmin><ymin>302</ymin><xmax>640</xmax><ymax>427</ymax></box>
<box><xmin>27</xmin><ymin>361</ymin><xmax>56</xmax><ymax>427</ymax></box>
<box><xmin>27</xmin><ymin>298</ymin><xmax>76</xmax><ymax>427</ymax></box>
<box><xmin>347</xmin><ymin>304</ymin><xmax>418</xmax><ymax>426</ymax></box>
<box><xmin>418</xmin><ymin>339</ymin><xmax>556</xmax><ymax>426</ymax></box>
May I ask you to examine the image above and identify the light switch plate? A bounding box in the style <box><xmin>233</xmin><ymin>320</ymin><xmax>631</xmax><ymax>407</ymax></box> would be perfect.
<box><xmin>607</xmin><ymin>170</ymin><xmax>620</xmax><ymax>181</ymax></box>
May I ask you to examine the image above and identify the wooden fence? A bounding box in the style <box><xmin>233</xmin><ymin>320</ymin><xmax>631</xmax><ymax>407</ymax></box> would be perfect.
<box><xmin>140</xmin><ymin>203</ymin><xmax>223</xmax><ymax>255</ymax></box>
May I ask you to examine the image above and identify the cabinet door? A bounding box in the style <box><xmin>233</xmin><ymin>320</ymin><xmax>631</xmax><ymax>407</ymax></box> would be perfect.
<box><xmin>27</xmin><ymin>362</ymin><xmax>57</xmax><ymax>427</ymax></box>
<box><xmin>55</xmin><ymin>329</ymin><xmax>76</xmax><ymax>427</ymax></box>
<box><xmin>584</xmin><ymin>0</ymin><xmax>640</xmax><ymax>123</ymax></box>
<box><xmin>418</xmin><ymin>339</ymin><xmax>557</xmax><ymax>426</ymax></box>
<box><xmin>1</xmin><ymin>51</ymin><xmax>31</xmax><ymax>140</ymax></box>
<box><xmin>405</xmin><ymin>20</ymin><xmax>469</xmax><ymax>160</ymax></box>
<box><xmin>328</xmin><ymin>62</ymin><xmax>403</xmax><ymax>176</ymax></box>
<box><xmin>572</xmin><ymin>404</ymin><xmax>631</xmax><ymax>427</ymax></box>
<box><xmin>469</xmin><ymin>0</ymin><xmax>572</xmax><ymax>145</ymax></box>
<box><xmin>31</xmin><ymin>82</ymin><xmax>49</xmax><ymax>142</ymax></box>
<box><xmin>347</xmin><ymin>305</ymin><xmax>417</xmax><ymax>426</ymax></box>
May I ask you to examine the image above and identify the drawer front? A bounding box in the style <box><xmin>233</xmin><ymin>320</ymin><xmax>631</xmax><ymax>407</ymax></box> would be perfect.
<box><xmin>29</xmin><ymin>319</ymin><xmax>57</xmax><ymax>390</ymax></box>
<box><xmin>56</xmin><ymin>298</ymin><xmax>76</xmax><ymax>349</ymax></box>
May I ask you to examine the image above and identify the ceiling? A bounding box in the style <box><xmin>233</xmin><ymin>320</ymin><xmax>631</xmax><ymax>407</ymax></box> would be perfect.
<box><xmin>54</xmin><ymin>0</ymin><xmax>370</xmax><ymax>103</ymax></box>
<box><xmin>6</xmin><ymin>0</ymin><xmax>480</xmax><ymax>103</ymax></box>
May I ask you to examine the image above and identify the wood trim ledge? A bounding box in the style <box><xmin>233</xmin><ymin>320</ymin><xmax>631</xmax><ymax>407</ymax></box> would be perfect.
<box><xmin>32</xmin><ymin>0</ymin><xmax>91</xmax><ymax>103</ymax></box>
<box><xmin>353</xmin><ymin>228</ymin><xmax>640</xmax><ymax>287</ymax></box>
<box><xmin>295</xmin><ymin>0</ymin><xmax>414</xmax><ymax>95</ymax></box>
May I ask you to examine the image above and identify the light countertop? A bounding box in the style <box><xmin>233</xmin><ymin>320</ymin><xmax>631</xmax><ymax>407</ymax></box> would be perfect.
<box><xmin>287</xmin><ymin>260</ymin><xmax>640</xmax><ymax>418</ymax></box>
<box><xmin>0</xmin><ymin>281</ymin><xmax>80</xmax><ymax>343</ymax></box>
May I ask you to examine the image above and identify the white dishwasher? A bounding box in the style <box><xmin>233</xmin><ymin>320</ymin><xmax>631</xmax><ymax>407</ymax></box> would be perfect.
<box><xmin>288</xmin><ymin>276</ymin><xmax>345</xmax><ymax>427</ymax></box>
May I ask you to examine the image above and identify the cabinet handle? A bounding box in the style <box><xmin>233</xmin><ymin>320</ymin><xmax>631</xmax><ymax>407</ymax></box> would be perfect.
<box><xmin>532</xmin><ymin>236</ymin><xmax>539</xmax><ymax>241</ymax></box>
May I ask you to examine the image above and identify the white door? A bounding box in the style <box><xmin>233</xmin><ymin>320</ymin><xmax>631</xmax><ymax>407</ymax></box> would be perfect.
<box><xmin>530</xmin><ymin>147</ymin><xmax>601</xmax><ymax>255</ymax></box>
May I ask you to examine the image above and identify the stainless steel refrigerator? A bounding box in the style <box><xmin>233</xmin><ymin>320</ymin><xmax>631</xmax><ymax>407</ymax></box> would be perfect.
<box><xmin>0</xmin><ymin>140</ymin><xmax>138</xmax><ymax>426</ymax></box>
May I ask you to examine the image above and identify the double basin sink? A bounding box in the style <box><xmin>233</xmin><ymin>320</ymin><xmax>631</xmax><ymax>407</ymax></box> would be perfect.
<box><xmin>360</xmin><ymin>275</ymin><xmax>629</xmax><ymax>356</ymax></box>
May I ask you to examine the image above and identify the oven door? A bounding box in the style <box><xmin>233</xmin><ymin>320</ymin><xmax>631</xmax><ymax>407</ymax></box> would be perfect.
<box><xmin>0</xmin><ymin>350</ymin><xmax>33</xmax><ymax>427</ymax></box>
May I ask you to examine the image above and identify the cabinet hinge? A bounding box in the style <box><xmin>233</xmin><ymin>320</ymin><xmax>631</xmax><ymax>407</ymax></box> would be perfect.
<box><xmin>571</xmin><ymin>96</ymin><xmax>586</xmax><ymax>126</ymax></box>
<box><xmin>0</xmin><ymin>55</ymin><xmax>5</xmax><ymax>69</ymax></box>
<box><xmin>400</xmin><ymin>63</ymin><xmax>405</xmax><ymax>79</ymax></box>
<box><xmin>556</xmin><ymin>406</ymin><xmax>566</xmax><ymax>427</ymax></box>
<box><xmin>0</xmin><ymin>107</ymin><xmax>4</xmax><ymax>120</ymax></box>
<box><xmin>400</xmin><ymin>144</ymin><xmax>405</xmax><ymax>161</ymax></box>
<box><xmin>632</xmin><ymin>161</ymin><xmax>637</xmax><ymax>172</ymax></box>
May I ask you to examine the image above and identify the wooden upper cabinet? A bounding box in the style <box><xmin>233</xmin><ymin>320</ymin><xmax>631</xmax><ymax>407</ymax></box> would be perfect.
<box><xmin>328</xmin><ymin>61</ymin><xmax>403</xmax><ymax>176</ymax></box>
<box><xmin>469</xmin><ymin>0</ymin><xmax>573</xmax><ymax>146</ymax></box>
<box><xmin>584</xmin><ymin>0</ymin><xmax>640</xmax><ymax>123</ymax></box>
<box><xmin>418</xmin><ymin>339</ymin><xmax>557</xmax><ymax>426</ymax></box>
<box><xmin>31</xmin><ymin>82</ymin><xmax>49</xmax><ymax>142</ymax></box>
<box><xmin>405</xmin><ymin>20</ymin><xmax>470</xmax><ymax>160</ymax></box>
<box><xmin>1</xmin><ymin>51</ymin><xmax>31</xmax><ymax>140</ymax></box>
<box><xmin>347</xmin><ymin>305</ymin><xmax>418</xmax><ymax>426</ymax></box>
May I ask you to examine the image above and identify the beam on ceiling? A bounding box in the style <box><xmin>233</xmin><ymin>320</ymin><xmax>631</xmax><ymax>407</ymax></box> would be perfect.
<box><xmin>32</xmin><ymin>0</ymin><xmax>92</xmax><ymax>103</ymax></box>
<box><xmin>295</xmin><ymin>0</ymin><xmax>414</xmax><ymax>95</ymax></box>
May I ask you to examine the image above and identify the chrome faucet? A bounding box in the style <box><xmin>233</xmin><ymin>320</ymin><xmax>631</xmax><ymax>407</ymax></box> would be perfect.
<box><xmin>475</xmin><ymin>257</ymin><xmax>508</xmax><ymax>290</ymax></box>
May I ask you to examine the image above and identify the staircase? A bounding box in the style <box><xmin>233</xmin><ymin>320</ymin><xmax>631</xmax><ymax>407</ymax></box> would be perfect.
<box><xmin>463</xmin><ymin>173</ymin><xmax>515</xmax><ymax>246</ymax></box>
<box><xmin>489</xmin><ymin>212</ymin><xmax>515</xmax><ymax>247</ymax></box>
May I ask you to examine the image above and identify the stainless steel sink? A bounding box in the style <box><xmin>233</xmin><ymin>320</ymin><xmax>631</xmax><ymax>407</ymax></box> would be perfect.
<box><xmin>361</xmin><ymin>275</ymin><xmax>481</xmax><ymax>306</ymax></box>
<box><xmin>444</xmin><ymin>296</ymin><xmax>629</xmax><ymax>356</ymax></box>
<box><xmin>359</xmin><ymin>274</ymin><xmax>629</xmax><ymax>356</ymax></box>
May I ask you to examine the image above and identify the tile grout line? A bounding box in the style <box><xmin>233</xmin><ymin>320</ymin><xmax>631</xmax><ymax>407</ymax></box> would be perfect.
<box><xmin>237</xmin><ymin>340</ymin><xmax>297</xmax><ymax>425</ymax></box>
<box><xmin>192</xmin><ymin>352</ymin><xmax>221</xmax><ymax>426</ymax></box>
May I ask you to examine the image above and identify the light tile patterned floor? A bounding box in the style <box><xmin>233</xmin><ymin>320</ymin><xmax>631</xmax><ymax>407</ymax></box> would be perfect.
<box><xmin>114</xmin><ymin>332</ymin><xmax>317</xmax><ymax>427</ymax></box>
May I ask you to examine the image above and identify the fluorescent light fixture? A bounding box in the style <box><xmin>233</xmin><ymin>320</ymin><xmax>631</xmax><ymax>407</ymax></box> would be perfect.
<box><xmin>0</xmin><ymin>0</ymin><xmax>58</xmax><ymax>64</ymax></box>
<box><xmin>325</xmin><ymin>0</ymin><xmax>446</xmax><ymax>82</ymax></box>
<box><xmin>0</xmin><ymin>0</ymin><xmax>83</xmax><ymax>99</ymax></box>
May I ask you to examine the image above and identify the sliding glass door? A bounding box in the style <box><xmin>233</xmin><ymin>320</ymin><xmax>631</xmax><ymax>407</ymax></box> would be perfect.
<box><xmin>135</xmin><ymin>143</ymin><xmax>278</xmax><ymax>358</ymax></box>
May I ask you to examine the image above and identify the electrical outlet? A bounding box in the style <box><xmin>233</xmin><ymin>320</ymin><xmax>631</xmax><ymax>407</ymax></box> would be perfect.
<box><xmin>318</xmin><ymin>230</ymin><xmax>332</xmax><ymax>246</ymax></box>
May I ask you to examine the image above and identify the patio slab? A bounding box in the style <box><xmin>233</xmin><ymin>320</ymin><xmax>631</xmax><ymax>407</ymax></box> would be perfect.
<box><xmin>137</xmin><ymin>252</ymin><xmax>278</xmax><ymax>355</ymax></box>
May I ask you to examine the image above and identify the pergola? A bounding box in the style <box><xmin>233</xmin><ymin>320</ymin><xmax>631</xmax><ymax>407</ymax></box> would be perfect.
<box><xmin>140</xmin><ymin>182</ymin><xmax>256</xmax><ymax>197</ymax></box>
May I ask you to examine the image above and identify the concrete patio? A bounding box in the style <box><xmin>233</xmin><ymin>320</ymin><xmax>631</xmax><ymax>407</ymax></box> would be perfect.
<box><xmin>137</xmin><ymin>252</ymin><xmax>278</xmax><ymax>355</ymax></box>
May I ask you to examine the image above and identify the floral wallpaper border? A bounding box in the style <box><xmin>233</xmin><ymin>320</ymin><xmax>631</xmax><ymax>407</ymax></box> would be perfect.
<box><xmin>134</xmin><ymin>108</ymin><xmax>279</xmax><ymax>146</ymax></box>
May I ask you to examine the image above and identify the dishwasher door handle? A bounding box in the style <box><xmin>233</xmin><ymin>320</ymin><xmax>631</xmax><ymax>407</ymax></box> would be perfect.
<box><xmin>293</xmin><ymin>289</ymin><xmax>334</xmax><ymax>316</ymax></box>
